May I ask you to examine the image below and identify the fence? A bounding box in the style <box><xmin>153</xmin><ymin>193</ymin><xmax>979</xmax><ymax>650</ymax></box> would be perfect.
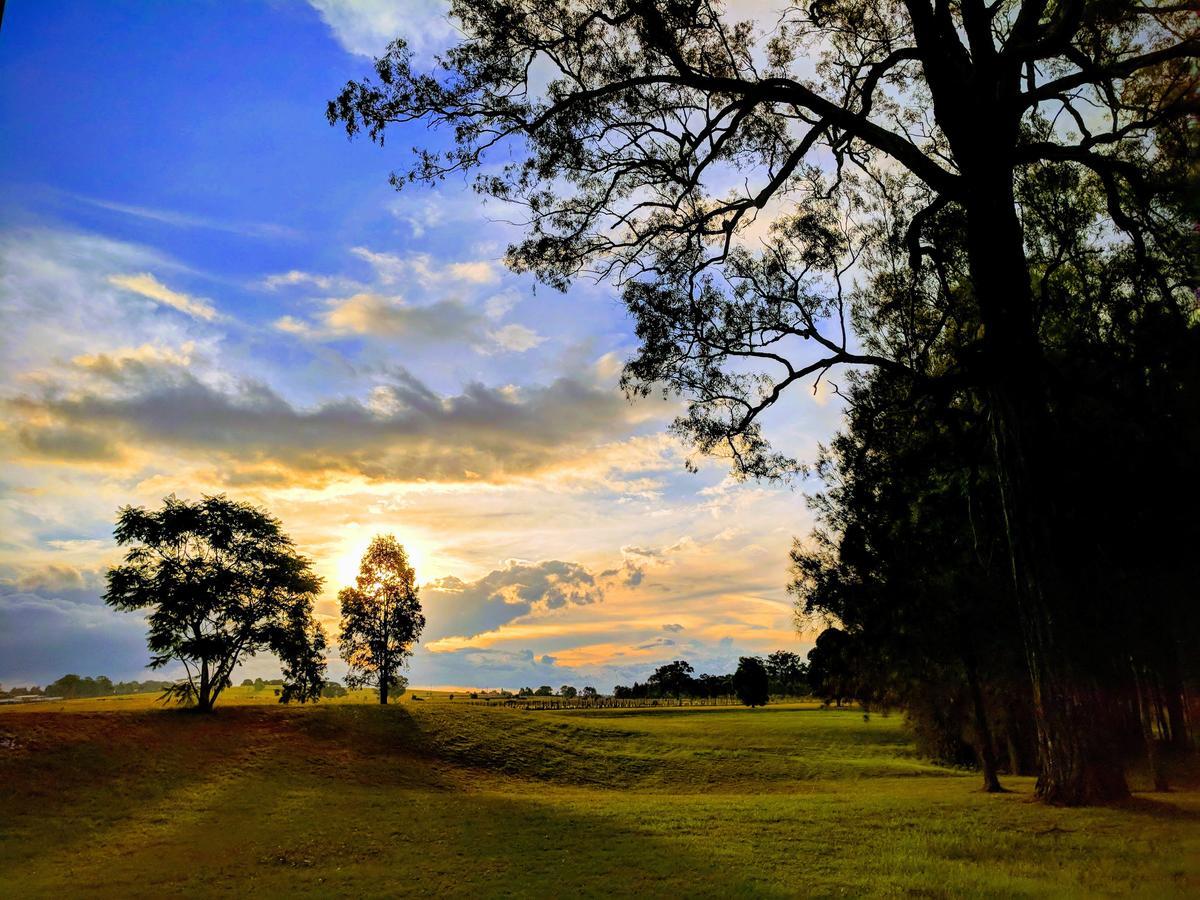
<box><xmin>504</xmin><ymin>695</ymin><xmax>747</xmax><ymax>710</ymax></box>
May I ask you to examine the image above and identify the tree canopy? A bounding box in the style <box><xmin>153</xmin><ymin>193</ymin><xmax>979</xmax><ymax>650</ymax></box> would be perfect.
<box><xmin>337</xmin><ymin>534</ymin><xmax>426</xmax><ymax>704</ymax></box>
<box><xmin>104</xmin><ymin>494</ymin><xmax>328</xmax><ymax>712</ymax></box>
<box><xmin>733</xmin><ymin>656</ymin><xmax>770</xmax><ymax>707</ymax></box>
<box><xmin>330</xmin><ymin>0</ymin><xmax>1197</xmax><ymax>804</ymax></box>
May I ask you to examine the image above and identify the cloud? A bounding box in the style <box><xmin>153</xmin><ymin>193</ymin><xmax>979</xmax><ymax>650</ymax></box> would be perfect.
<box><xmin>484</xmin><ymin>324</ymin><xmax>547</xmax><ymax>354</ymax></box>
<box><xmin>262</xmin><ymin>270</ymin><xmax>350</xmax><ymax>291</ymax></box>
<box><xmin>108</xmin><ymin>273</ymin><xmax>220</xmax><ymax>322</ymax></box>
<box><xmin>72</xmin><ymin>195</ymin><xmax>296</xmax><ymax>240</ymax></box>
<box><xmin>423</xmin><ymin>559</ymin><xmax>604</xmax><ymax>642</ymax></box>
<box><xmin>8</xmin><ymin>357</ymin><xmax>647</xmax><ymax>485</ymax></box>
<box><xmin>0</xmin><ymin>589</ymin><xmax>151</xmax><ymax>686</ymax></box>
<box><xmin>662</xmin><ymin>623</ymin><xmax>685</xmax><ymax>633</ymax></box>
<box><xmin>277</xmin><ymin>291</ymin><xmax>481</xmax><ymax>342</ymax></box>
<box><xmin>635</xmin><ymin>637</ymin><xmax>675</xmax><ymax>650</ymax></box>
<box><xmin>0</xmin><ymin>229</ymin><xmax>206</xmax><ymax>383</ymax></box>
<box><xmin>349</xmin><ymin>247</ymin><xmax>499</xmax><ymax>288</ymax></box>
<box><xmin>306</xmin><ymin>0</ymin><xmax>456</xmax><ymax>63</ymax></box>
<box><xmin>267</xmin><ymin>248</ymin><xmax>525</xmax><ymax>348</ymax></box>
<box><xmin>409</xmin><ymin>645</ymin><xmax>592</xmax><ymax>690</ymax></box>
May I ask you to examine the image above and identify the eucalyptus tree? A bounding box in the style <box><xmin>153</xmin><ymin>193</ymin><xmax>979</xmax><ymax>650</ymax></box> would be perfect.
<box><xmin>337</xmin><ymin>534</ymin><xmax>426</xmax><ymax>704</ymax></box>
<box><xmin>104</xmin><ymin>494</ymin><xmax>328</xmax><ymax>712</ymax></box>
<box><xmin>330</xmin><ymin>0</ymin><xmax>1197</xmax><ymax>803</ymax></box>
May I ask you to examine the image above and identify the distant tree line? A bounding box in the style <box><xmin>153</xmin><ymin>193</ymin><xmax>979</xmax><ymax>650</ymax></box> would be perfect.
<box><xmin>612</xmin><ymin>652</ymin><xmax>806</xmax><ymax>707</ymax></box>
<box><xmin>0</xmin><ymin>675</ymin><xmax>174</xmax><ymax>700</ymax></box>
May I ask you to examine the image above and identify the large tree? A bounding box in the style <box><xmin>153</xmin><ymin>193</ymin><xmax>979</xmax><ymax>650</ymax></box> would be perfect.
<box><xmin>337</xmin><ymin>534</ymin><xmax>426</xmax><ymax>704</ymax></box>
<box><xmin>330</xmin><ymin>0</ymin><xmax>1197</xmax><ymax>803</ymax></box>
<box><xmin>104</xmin><ymin>494</ymin><xmax>328</xmax><ymax>712</ymax></box>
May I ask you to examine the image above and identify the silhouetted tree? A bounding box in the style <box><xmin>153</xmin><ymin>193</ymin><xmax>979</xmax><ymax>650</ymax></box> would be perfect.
<box><xmin>337</xmin><ymin>534</ymin><xmax>426</xmax><ymax>705</ymax></box>
<box><xmin>560</xmin><ymin>685</ymin><xmax>578</xmax><ymax>699</ymax></box>
<box><xmin>647</xmin><ymin>660</ymin><xmax>696</xmax><ymax>697</ymax></box>
<box><xmin>764</xmin><ymin>650</ymin><xmax>808</xmax><ymax>696</ymax></box>
<box><xmin>534</xmin><ymin>685</ymin><xmax>554</xmax><ymax>696</ymax></box>
<box><xmin>104</xmin><ymin>494</ymin><xmax>328</xmax><ymax>712</ymax></box>
<box><xmin>733</xmin><ymin>657</ymin><xmax>770</xmax><ymax>707</ymax></box>
<box><xmin>805</xmin><ymin>630</ymin><xmax>868</xmax><ymax>709</ymax></box>
<box><xmin>581</xmin><ymin>686</ymin><xmax>599</xmax><ymax>699</ymax></box>
<box><xmin>330</xmin><ymin>0</ymin><xmax>1197</xmax><ymax>805</ymax></box>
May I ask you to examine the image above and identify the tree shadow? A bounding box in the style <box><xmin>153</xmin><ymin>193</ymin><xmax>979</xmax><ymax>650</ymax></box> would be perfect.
<box><xmin>1111</xmin><ymin>794</ymin><xmax>1200</xmax><ymax>822</ymax></box>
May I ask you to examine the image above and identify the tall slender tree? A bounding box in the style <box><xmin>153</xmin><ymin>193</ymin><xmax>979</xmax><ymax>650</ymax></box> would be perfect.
<box><xmin>337</xmin><ymin>534</ymin><xmax>426</xmax><ymax>704</ymax></box>
<box><xmin>329</xmin><ymin>0</ymin><xmax>1197</xmax><ymax>803</ymax></box>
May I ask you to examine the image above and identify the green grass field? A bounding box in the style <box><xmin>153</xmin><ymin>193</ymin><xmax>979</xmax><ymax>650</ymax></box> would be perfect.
<box><xmin>1</xmin><ymin>688</ymin><xmax>1197</xmax><ymax>897</ymax></box>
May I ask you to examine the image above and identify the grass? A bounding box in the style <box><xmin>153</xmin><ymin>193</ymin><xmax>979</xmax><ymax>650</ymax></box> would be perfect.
<box><xmin>1</xmin><ymin>688</ymin><xmax>1197</xmax><ymax>897</ymax></box>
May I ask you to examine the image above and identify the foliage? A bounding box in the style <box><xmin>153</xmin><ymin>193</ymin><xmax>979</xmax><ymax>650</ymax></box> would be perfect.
<box><xmin>733</xmin><ymin>657</ymin><xmax>770</xmax><ymax>707</ymax></box>
<box><xmin>330</xmin><ymin>0</ymin><xmax>1199</xmax><ymax>805</ymax></box>
<box><xmin>103</xmin><ymin>494</ymin><xmax>328</xmax><ymax>712</ymax></box>
<box><xmin>646</xmin><ymin>660</ymin><xmax>695</xmax><ymax>697</ymax></box>
<box><xmin>321</xmin><ymin>681</ymin><xmax>349</xmax><ymax>699</ymax></box>
<box><xmin>764</xmin><ymin>650</ymin><xmax>808</xmax><ymax>696</ymax></box>
<box><xmin>337</xmin><ymin>534</ymin><xmax>426</xmax><ymax>705</ymax></box>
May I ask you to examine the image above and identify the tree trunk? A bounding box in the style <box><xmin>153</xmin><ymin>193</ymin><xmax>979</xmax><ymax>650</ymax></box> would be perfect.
<box><xmin>198</xmin><ymin>657</ymin><xmax>213</xmax><ymax>713</ymax></box>
<box><xmin>1134</xmin><ymin>667</ymin><xmax>1170</xmax><ymax>792</ymax></box>
<box><xmin>964</xmin><ymin>168</ymin><xmax>1128</xmax><ymax>805</ymax></box>
<box><xmin>380</xmin><ymin>676</ymin><xmax>389</xmax><ymax>705</ymax></box>
<box><xmin>963</xmin><ymin>651</ymin><xmax>1004</xmax><ymax>792</ymax></box>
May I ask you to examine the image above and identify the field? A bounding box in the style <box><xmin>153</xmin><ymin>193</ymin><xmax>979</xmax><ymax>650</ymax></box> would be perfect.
<box><xmin>1</xmin><ymin>689</ymin><xmax>1197</xmax><ymax>897</ymax></box>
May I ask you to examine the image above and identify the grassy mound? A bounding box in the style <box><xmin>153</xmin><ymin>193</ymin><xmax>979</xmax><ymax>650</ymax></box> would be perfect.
<box><xmin>1</xmin><ymin>691</ymin><xmax>1197</xmax><ymax>897</ymax></box>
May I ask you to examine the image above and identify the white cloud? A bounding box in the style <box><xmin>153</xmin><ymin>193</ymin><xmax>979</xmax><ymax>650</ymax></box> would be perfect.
<box><xmin>349</xmin><ymin>246</ymin><xmax>498</xmax><ymax>288</ymax></box>
<box><xmin>262</xmin><ymin>270</ymin><xmax>351</xmax><ymax>291</ymax></box>
<box><xmin>108</xmin><ymin>273</ymin><xmax>220</xmax><ymax>322</ymax></box>
<box><xmin>306</xmin><ymin>0</ymin><xmax>456</xmax><ymax>63</ymax></box>
<box><xmin>484</xmin><ymin>323</ymin><xmax>547</xmax><ymax>354</ymax></box>
<box><xmin>484</xmin><ymin>290</ymin><xmax>519</xmax><ymax>320</ymax></box>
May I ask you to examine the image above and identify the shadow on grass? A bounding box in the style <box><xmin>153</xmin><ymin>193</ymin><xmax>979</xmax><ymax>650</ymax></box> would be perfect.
<box><xmin>1114</xmin><ymin>795</ymin><xmax>1200</xmax><ymax>822</ymax></box>
<box><xmin>2</xmin><ymin>706</ymin><xmax>792</xmax><ymax>898</ymax></box>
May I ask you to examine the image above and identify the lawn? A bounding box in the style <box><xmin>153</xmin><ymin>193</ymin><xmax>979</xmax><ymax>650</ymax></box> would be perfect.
<box><xmin>1</xmin><ymin>689</ymin><xmax>1196</xmax><ymax>897</ymax></box>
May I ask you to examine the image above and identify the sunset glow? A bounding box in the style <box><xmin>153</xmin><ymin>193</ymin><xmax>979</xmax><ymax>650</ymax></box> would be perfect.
<box><xmin>0</xmin><ymin>0</ymin><xmax>831</xmax><ymax>692</ymax></box>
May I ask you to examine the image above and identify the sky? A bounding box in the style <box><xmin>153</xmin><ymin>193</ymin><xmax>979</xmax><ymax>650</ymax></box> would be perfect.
<box><xmin>0</xmin><ymin>0</ymin><xmax>845</xmax><ymax>692</ymax></box>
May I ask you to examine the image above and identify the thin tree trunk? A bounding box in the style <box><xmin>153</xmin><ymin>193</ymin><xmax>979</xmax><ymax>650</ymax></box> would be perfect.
<box><xmin>1134</xmin><ymin>666</ymin><xmax>1170</xmax><ymax>792</ymax></box>
<box><xmin>198</xmin><ymin>657</ymin><xmax>212</xmax><ymax>713</ymax></box>
<box><xmin>963</xmin><ymin>651</ymin><xmax>1004</xmax><ymax>792</ymax></box>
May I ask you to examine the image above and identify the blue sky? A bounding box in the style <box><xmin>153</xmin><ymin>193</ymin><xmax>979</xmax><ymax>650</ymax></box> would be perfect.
<box><xmin>0</xmin><ymin>1</ymin><xmax>840</xmax><ymax>691</ymax></box>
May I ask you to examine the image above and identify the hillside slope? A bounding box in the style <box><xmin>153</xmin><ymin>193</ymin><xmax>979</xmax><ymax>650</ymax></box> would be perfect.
<box><xmin>1</xmin><ymin>694</ymin><xmax>1197</xmax><ymax>897</ymax></box>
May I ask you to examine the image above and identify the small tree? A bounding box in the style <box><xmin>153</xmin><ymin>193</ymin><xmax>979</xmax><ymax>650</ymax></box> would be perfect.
<box><xmin>321</xmin><ymin>681</ymin><xmax>348</xmax><ymax>699</ymax></box>
<box><xmin>534</xmin><ymin>685</ymin><xmax>554</xmax><ymax>696</ymax></box>
<box><xmin>104</xmin><ymin>495</ymin><xmax>328</xmax><ymax>712</ymax></box>
<box><xmin>560</xmin><ymin>685</ymin><xmax>578</xmax><ymax>699</ymax></box>
<box><xmin>733</xmin><ymin>657</ymin><xmax>770</xmax><ymax>708</ymax></box>
<box><xmin>337</xmin><ymin>534</ymin><xmax>426</xmax><ymax>704</ymax></box>
<box><xmin>580</xmin><ymin>686</ymin><xmax>598</xmax><ymax>699</ymax></box>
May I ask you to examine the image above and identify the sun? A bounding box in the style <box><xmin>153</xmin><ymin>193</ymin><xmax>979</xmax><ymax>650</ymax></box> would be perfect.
<box><xmin>331</xmin><ymin>533</ymin><xmax>430</xmax><ymax>590</ymax></box>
